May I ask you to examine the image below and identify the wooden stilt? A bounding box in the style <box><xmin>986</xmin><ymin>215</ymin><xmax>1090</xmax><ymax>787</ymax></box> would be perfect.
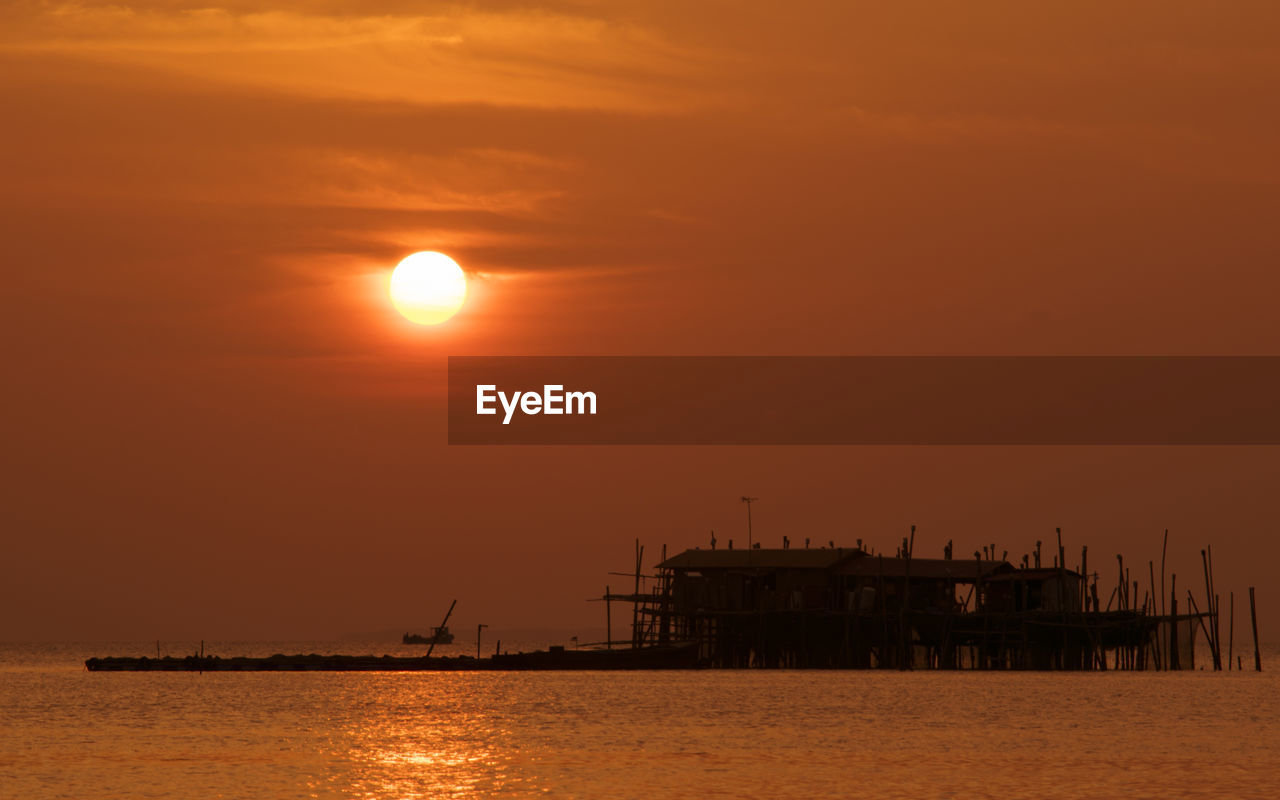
<box><xmin>1250</xmin><ymin>586</ymin><xmax>1262</xmax><ymax>672</ymax></box>
<box><xmin>1201</xmin><ymin>549</ymin><xmax>1221</xmax><ymax>669</ymax></box>
<box><xmin>1160</xmin><ymin>529</ymin><xmax>1169</xmax><ymax>669</ymax></box>
<box><xmin>1149</xmin><ymin>560</ymin><xmax>1161</xmax><ymax>670</ymax></box>
<box><xmin>1228</xmin><ymin>591</ymin><xmax>1235</xmax><ymax>670</ymax></box>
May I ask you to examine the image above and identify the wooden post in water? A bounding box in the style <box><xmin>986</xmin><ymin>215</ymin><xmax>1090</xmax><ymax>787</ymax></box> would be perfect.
<box><xmin>901</xmin><ymin>525</ymin><xmax>915</xmax><ymax>671</ymax></box>
<box><xmin>1187</xmin><ymin>591</ymin><xmax>1215</xmax><ymax>660</ymax></box>
<box><xmin>1159</xmin><ymin>529</ymin><xmax>1169</xmax><ymax>668</ymax></box>
<box><xmin>1228</xmin><ymin>591</ymin><xmax>1235</xmax><ymax>670</ymax></box>
<box><xmin>1080</xmin><ymin>545</ymin><xmax>1091</xmax><ymax>667</ymax></box>
<box><xmin>1081</xmin><ymin>546</ymin><xmax>1089</xmax><ymax>612</ymax></box>
<box><xmin>1214</xmin><ymin>593</ymin><xmax>1222</xmax><ymax>669</ymax></box>
<box><xmin>1169</xmin><ymin>575</ymin><xmax>1179</xmax><ymax>671</ymax></box>
<box><xmin>658</xmin><ymin>544</ymin><xmax>671</xmax><ymax>646</ymax></box>
<box><xmin>1056</xmin><ymin>528</ymin><xmax>1068</xmax><ymax>669</ymax></box>
<box><xmin>1201</xmin><ymin>549</ymin><xmax>1221</xmax><ymax>669</ymax></box>
<box><xmin>1250</xmin><ymin>586</ymin><xmax>1261</xmax><ymax>672</ymax></box>
<box><xmin>1207</xmin><ymin>546</ymin><xmax>1220</xmax><ymax>658</ymax></box>
<box><xmin>1148</xmin><ymin>560</ymin><xmax>1161</xmax><ymax>670</ymax></box>
<box><xmin>632</xmin><ymin>539</ymin><xmax>643</xmax><ymax>649</ymax></box>
<box><xmin>1117</xmin><ymin>555</ymin><xmax>1126</xmax><ymax>610</ymax></box>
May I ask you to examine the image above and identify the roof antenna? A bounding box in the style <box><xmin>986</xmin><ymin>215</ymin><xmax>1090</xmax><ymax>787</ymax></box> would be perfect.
<box><xmin>740</xmin><ymin>496</ymin><xmax>758</xmax><ymax>551</ymax></box>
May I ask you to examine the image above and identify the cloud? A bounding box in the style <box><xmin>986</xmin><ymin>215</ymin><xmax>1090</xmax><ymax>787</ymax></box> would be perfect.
<box><xmin>0</xmin><ymin>2</ymin><xmax>709</xmax><ymax>111</ymax></box>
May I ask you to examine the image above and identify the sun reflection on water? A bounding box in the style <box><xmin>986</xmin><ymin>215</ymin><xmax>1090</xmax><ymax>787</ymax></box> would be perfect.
<box><xmin>337</xmin><ymin>677</ymin><xmax>532</xmax><ymax>799</ymax></box>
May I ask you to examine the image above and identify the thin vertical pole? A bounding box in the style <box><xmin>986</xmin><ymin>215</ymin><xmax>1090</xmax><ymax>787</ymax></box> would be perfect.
<box><xmin>741</xmin><ymin>497</ymin><xmax>758</xmax><ymax>550</ymax></box>
<box><xmin>1228</xmin><ymin>591</ymin><xmax>1235</xmax><ymax>670</ymax></box>
<box><xmin>1081</xmin><ymin>546</ymin><xmax>1089</xmax><ymax>611</ymax></box>
<box><xmin>1250</xmin><ymin>587</ymin><xmax>1262</xmax><ymax>672</ymax></box>
<box><xmin>1148</xmin><ymin>560</ymin><xmax>1160</xmax><ymax>669</ymax></box>
<box><xmin>632</xmin><ymin>540</ymin><xmax>643</xmax><ymax>648</ymax></box>
<box><xmin>1201</xmin><ymin>549</ymin><xmax>1221</xmax><ymax>669</ymax></box>
<box><xmin>1159</xmin><ymin>529</ymin><xmax>1169</xmax><ymax>667</ymax></box>
<box><xmin>901</xmin><ymin>526</ymin><xmax>914</xmax><ymax>670</ymax></box>
<box><xmin>1117</xmin><ymin>555</ymin><xmax>1126</xmax><ymax>610</ymax></box>
<box><xmin>1208</xmin><ymin>545</ymin><xmax>1221</xmax><ymax>668</ymax></box>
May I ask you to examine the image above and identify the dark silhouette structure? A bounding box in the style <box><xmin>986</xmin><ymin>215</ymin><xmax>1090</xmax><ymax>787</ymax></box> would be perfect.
<box><xmin>608</xmin><ymin>536</ymin><xmax>1216</xmax><ymax>670</ymax></box>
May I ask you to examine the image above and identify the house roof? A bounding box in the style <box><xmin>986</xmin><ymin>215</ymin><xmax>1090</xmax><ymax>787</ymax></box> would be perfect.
<box><xmin>659</xmin><ymin>547</ymin><xmax>864</xmax><ymax>571</ymax></box>
<box><xmin>986</xmin><ymin>567</ymin><xmax>1084</xmax><ymax>581</ymax></box>
<box><xmin>836</xmin><ymin>556</ymin><xmax>1012</xmax><ymax>581</ymax></box>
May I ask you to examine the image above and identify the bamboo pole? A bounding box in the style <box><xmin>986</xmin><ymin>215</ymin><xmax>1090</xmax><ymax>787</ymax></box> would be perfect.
<box><xmin>1149</xmin><ymin>560</ymin><xmax>1161</xmax><ymax>669</ymax></box>
<box><xmin>1188</xmin><ymin>591</ymin><xmax>1215</xmax><ymax>663</ymax></box>
<box><xmin>901</xmin><ymin>525</ymin><xmax>915</xmax><ymax>670</ymax></box>
<box><xmin>1159</xmin><ymin>529</ymin><xmax>1168</xmax><ymax>666</ymax></box>
<box><xmin>1057</xmin><ymin>528</ymin><xmax>1068</xmax><ymax>669</ymax></box>
<box><xmin>1208</xmin><ymin>545</ymin><xmax>1221</xmax><ymax>669</ymax></box>
<box><xmin>1250</xmin><ymin>586</ymin><xmax>1261</xmax><ymax>672</ymax></box>
<box><xmin>1228</xmin><ymin>591</ymin><xmax>1235</xmax><ymax>670</ymax></box>
<box><xmin>658</xmin><ymin>544</ymin><xmax>670</xmax><ymax>645</ymax></box>
<box><xmin>632</xmin><ymin>539</ymin><xmax>643</xmax><ymax>648</ymax></box>
<box><xmin>1201</xmin><ymin>549</ymin><xmax>1221</xmax><ymax>669</ymax></box>
<box><xmin>1117</xmin><ymin>555</ymin><xmax>1126</xmax><ymax>610</ymax></box>
<box><xmin>1081</xmin><ymin>546</ymin><xmax>1089</xmax><ymax>612</ymax></box>
<box><xmin>1214</xmin><ymin>593</ymin><xmax>1222</xmax><ymax>669</ymax></box>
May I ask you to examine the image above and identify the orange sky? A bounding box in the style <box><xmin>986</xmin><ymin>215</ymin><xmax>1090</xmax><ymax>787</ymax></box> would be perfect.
<box><xmin>3</xmin><ymin>1</ymin><xmax>1279</xmax><ymax>641</ymax></box>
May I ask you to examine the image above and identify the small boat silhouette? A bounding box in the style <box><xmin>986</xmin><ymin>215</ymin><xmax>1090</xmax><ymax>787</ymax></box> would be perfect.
<box><xmin>402</xmin><ymin>626</ymin><xmax>455</xmax><ymax>645</ymax></box>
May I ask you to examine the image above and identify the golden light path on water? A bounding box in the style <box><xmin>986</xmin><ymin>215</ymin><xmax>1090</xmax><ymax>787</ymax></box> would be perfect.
<box><xmin>3</xmin><ymin>642</ymin><xmax>1279</xmax><ymax>799</ymax></box>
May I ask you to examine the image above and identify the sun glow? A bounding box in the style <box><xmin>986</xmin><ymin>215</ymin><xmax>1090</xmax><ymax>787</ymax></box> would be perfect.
<box><xmin>389</xmin><ymin>251</ymin><xmax>468</xmax><ymax>325</ymax></box>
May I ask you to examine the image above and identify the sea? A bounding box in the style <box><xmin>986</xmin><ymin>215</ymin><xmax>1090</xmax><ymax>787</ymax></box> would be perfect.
<box><xmin>3</xmin><ymin>640</ymin><xmax>1278</xmax><ymax>799</ymax></box>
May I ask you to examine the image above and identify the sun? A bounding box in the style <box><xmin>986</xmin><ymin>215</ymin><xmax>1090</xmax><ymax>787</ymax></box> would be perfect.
<box><xmin>389</xmin><ymin>251</ymin><xmax>468</xmax><ymax>325</ymax></box>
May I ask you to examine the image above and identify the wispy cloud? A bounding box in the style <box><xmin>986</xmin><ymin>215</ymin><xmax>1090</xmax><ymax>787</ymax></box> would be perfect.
<box><xmin>1</xmin><ymin>2</ymin><xmax>710</xmax><ymax>110</ymax></box>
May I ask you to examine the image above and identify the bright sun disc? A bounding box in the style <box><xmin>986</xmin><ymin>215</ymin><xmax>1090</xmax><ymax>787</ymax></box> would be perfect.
<box><xmin>389</xmin><ymin>251</ymin><xmax>468</xmax><ymax>325</ymax></box>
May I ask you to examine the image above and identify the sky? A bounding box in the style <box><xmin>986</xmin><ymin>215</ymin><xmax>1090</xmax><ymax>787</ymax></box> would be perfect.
<box><xmin>3</xmin><ymin>1</ymin><xmax>1279</xmax><ymax>642</ymax></box>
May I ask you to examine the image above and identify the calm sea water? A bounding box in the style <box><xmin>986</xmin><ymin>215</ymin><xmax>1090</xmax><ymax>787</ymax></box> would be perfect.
<box><xmin>3</xmin><ymin>641</ymin><xmax>1278</xmax><ymax>799</ymax></box>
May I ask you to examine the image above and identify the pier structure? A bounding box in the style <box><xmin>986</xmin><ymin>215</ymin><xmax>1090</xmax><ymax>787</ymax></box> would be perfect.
<box><xmin>605</xmin><ymin>530</ymin><xmax>1245</xmax><ymax>670</ymax></box>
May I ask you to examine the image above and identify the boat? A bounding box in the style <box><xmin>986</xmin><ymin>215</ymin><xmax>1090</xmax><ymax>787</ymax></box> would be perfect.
<box><xmin>403</xmin><ymin>626</ymin><xmax>454</xmax><ymax>645</ymax></box>
<box><xmin>403</xmin><ymin>598</ymin><xmax>459</xmax><ymax>646</ymax></box>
